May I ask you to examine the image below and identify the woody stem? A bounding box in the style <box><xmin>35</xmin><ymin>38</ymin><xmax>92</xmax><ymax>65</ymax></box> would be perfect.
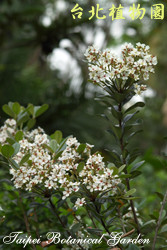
<box><xmin>118</xmin><ymin>101</ymin><xmax>144</xmax><ymax>250</ymax></box>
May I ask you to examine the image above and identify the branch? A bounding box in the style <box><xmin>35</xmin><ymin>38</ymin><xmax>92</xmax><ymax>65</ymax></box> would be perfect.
<box><xmin>93</xmin><ymin>203</ymin><xmax>122</xmax><ymax>249</ymax></box>
<box><xmin>117</xmin><ymin>100</ymin><xmax>144</xmax><ymax>250</ymax></box>
<box><xmin>152</xmin><ymin>190</ymin><xmax>167</xmax><ymax>250</ymax></box>
<box><xmin>18</xmin><ymin>191</ymin><xmax>36</xmax><ymax>250</ymax></box>
<box><xmin>48</xmin><ymin>198</ymin><xmax>84</xmax><ymax>250</ymax></box>
<box><xmin>121</xmin><ymin>229</ymin><xmax>135</xmax><ymax>238</ymax></box>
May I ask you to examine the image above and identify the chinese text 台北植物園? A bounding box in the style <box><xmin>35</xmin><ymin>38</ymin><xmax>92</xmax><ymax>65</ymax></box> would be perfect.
<box><xmin>71</xmin><ymin>3</ymin><xmax>164</xmax><ymax>20</ymax></box>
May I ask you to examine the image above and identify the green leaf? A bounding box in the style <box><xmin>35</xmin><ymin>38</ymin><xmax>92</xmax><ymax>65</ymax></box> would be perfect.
<box><xmin>27</xmin><ymin>119</ymin><xmax>36</xmax><ymax>130</ymax></box>
<box><xmin>50</xmin><ymin>140</ymin><xmax>58</xmax><ymax>152</ymax></box>
<box><xmin>108</xmin><ymin>164</ymin><xmax>118</xmax><ymax>175</ymax></box>
<box><xmin>104</xmin><ymin>206</ymin><xmax>116</xmax><ymax>217</ymax></box>
<box><xmin>27</xmin><ymin>103</ymin><xmax>34</xmax><ymax>115</ymax></box>
<box><xmin>124</xmin><ymin>188</ymin><xmax>136</xmax><ymax>197</ymax></box>
<box><xmin>160</xmin><ymin>210</ymin><xmax>166</xmax><ymax>222</ymax></box>
<box><xmin>126</xmin><ymin>130</ymin><xmax>143</xmax><ymax>141</ymax></box>
<box><xmin>86</xmin><ymin>203</ymin><xmax>103</xmax><ymax>219</ymax></box>
<box><xmin>8</xmin><ymin>159</ymin><xmax>20</xmax><ymax>170</ymax></box>
<box><xmin>106</xmin><ymin>216</ymin><xmax>116</xmax><ymax>226</ymax></box>
<box><xmin>1</xmin><ymin>145</ymin><xmax>14</xmax><ymax>158</ymax></box>
<box><xmin>127</xmin><ymin>244</ymin><xmax>140</xmax><ymax>250</ymax></box>
<box><xmin>119</xmin><ymin>174</ymin><xmax>132</xmax><ymax>178</ymax></box>
<box><xmin>12</xmin><ymin>102</ymin><xmax>21</xmax><ymax>115</ymax></box>
<box><xmin>112</xmin><ymin>92</ymin><xmax>127</xmax><ymax>103</ymax></box>
<box><xmin>6</xmin><ymin>138</ymin><xmax>15</xmax><ymax>145</ymax></box>
<box><xmin>155</xmin><ymin>192</ymin><xmax>164</xmax><ymax>201</ymax></box>
<box><xmin>61</xmin><ymin>215</ymin><xmax>68</xmax><ymax>226</ymax></box>
<box><xmin>150</xmin><ymin>211</ymin><xmax>159</xmax><ymax>220</ymax></box>
<box><xmin>77</xmin><ymin>144</ymin><xmax>86</xmax><ymax>154</ymax></box>
<box><xmin>131</xmin><ymin>161</ymin><xmax>145</xmax><ymax>172</ymax></box>
<box><xmin>2</xmin><ymin>104</ymin><xmax>15</xmax><ymax>118</ymax></box>
<box><xmin>42</xmin><ymin>144</ymin><xmax>54</xmax><ymax>153</ymax></box>
<box><xmin>125</xmin><ymin>102</ymin><xmax>145</xmax><ymax>113</ymax></box>
<box><xmin>70</xmin><ymin>196</ymin><xmax>79</xmax><ymax>204</ymax></box>
<box><xmin>34</xmin><ymin>104</ymin><xmax>49</xmax><ymax>118</ymax></box>
<box><xmin>111</xmin><ymin>106</ymin><xmax>122</xmax><ymax>120</ymax></box>
<box><xmin>56</xmin><ymin>136</ymin><xmax>69</xmax><ymax>153</ymax></box>
<box><xmin>123</xmin><ymin>125</ymin><xmax>132</xmax><ymax>135</ymax></box>
<box><xmin>20</xmin><ymin>153</ymin><xmax>31</xmax><ymax>165</ymax></box>
<box><xmin>6</xmin><ymin>130</ymin><xmax>15</xmax><ymax>140</ymax></box>
<box><xmin>113</xmin><ymin>125</ymin><xmax>122</xmax><ymax>139</ymax></box>
<box><xmin>141</xmin><ymin>220</ymin><xmax>156</xmax><ymax>228</ymax></box>
<box><xmin>117</xmin><ymin>183</ymin><xmax>126</xmax><ymax>192</ymax></box>
<box><xmin>107</xmin><ymin>129</ymin><xmax>118</xmax><ymax>142</ymax></box>
<box><xmin>77</xmin><ymin>162</ymin><xmax>85</xmax><ymax>173</ymax></box>
<box><xmin>108</xmin><ymin>149</ymin><xmax>120</xmax><ymax>160</ymax></box>
<box><xmin>51</xmin><ymin>130</ymin><xmax>62</xmax><ymax>144</ymax></box>
<box><xmin>123</xmin><ymin>111</ymin><xmax>139</xmax><ymax>124</ymax></box>
<box><xmin>17</xmin><ymin>113</ymin><xmax>29</xmax><ymax>126</ymax></box>
<box><xmin>71</xmin><ymin>223</ymin><xmax>81</xmax><ymax>234</ymax></box>
<box><xmin>118</xmin><ymin>164</ymin><xmax>126</xmax><ymax>173</ymax></box>
<box><xmin>54</xmin><ymin>151</ymin><xmax>63</xmax><ymax>160</ymax></box>
<box><xmin>15</xmin><ymin>131</ymin><xmax>23</xmax><ymax>142</ymax></box>
<box><xmin>123</xmin><ymin>196</ymin><xmax>140</xmax><ymax>200</ymax></box>
<box><xmin>122</xmin><ymin>148</ymin><xmax>129</xmax><ymax>159</ymax></box>
<box><xmin>130</xmin><ymin>170</ymin><xmax>142</xmax><ymax>178</ymax></box>
<box><xmin>160</xmin><ymin>224</ymin><xmax>167</xmax><ymax>233</ymax></box>
<box><xmin>95</xmin><ymin>94</ymin><xmax>112</xmax><ymax>101</ymax></box>
<box><xmin>99</xmin><ymin>170</ymin><xmax>104</xmax><ymax>174</ymax></box>
<box><xmin>12</xmin><ymin>142</ymin><xmax>20</xmax><ymax>156</ymax></box>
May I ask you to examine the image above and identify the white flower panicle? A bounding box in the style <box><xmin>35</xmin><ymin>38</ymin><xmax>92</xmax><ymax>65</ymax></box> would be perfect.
<box><xmin>0</xmin><ymin>120</ymin><xmax>121</xmax><ymax>209</ymax></box>
<box><xmin>85</xmin><ymin>43</ymin><xmax>157</xmax><ymax>93</ymax></box>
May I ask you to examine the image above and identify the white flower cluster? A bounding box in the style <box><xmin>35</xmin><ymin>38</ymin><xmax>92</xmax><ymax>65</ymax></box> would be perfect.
<box><xmin>134</xmin><ymin>83</ymin><xmax>147</xmax><ymax>95</ymax></box>
<box><xmin>0</xmin><ymin>119</ymin><xmax>121</xmax><ymax>209</ymax></box>
<box><xmin>0</xmin><ymin>119</ymin><xmax>16</xmax><ymax>144</ymax></box>
<box><xmin>85</xmin><ymin>43</ymin><xmax>157</xmax><ymax>91</ymax></box>
<box><xmin>58</xmin><ymin>139</ymin><xmax>120</xmax><ymax>203</ymax></box>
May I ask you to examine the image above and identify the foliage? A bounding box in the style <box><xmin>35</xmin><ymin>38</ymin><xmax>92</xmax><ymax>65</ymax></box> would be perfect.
<box><xmin>0</xmin><ymin>102</ymin><xmax>141</xmax><ymax>250</ymax></box>
<box><xmin>84</xmin><ymin>44</ymin><xmax>167</xmax><ymax>249</ymax></box>
<box><xmin>0</xmin><ymin>67</ymin><xmax>166</xmax><ymax>249</ymax></box>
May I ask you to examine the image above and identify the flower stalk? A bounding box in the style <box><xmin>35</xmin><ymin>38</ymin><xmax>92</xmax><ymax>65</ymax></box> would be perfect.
<box><xmin>117</xmin><ymin>99</ymin><xmax>142</xmax><ymax>236</ymax></box>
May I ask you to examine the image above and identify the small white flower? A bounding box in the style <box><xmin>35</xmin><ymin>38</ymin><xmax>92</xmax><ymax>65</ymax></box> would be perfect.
<box><xmin>74</xmin><ymin>198</ymin><xmax>86</xmax><ymax>209</ymax></box>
